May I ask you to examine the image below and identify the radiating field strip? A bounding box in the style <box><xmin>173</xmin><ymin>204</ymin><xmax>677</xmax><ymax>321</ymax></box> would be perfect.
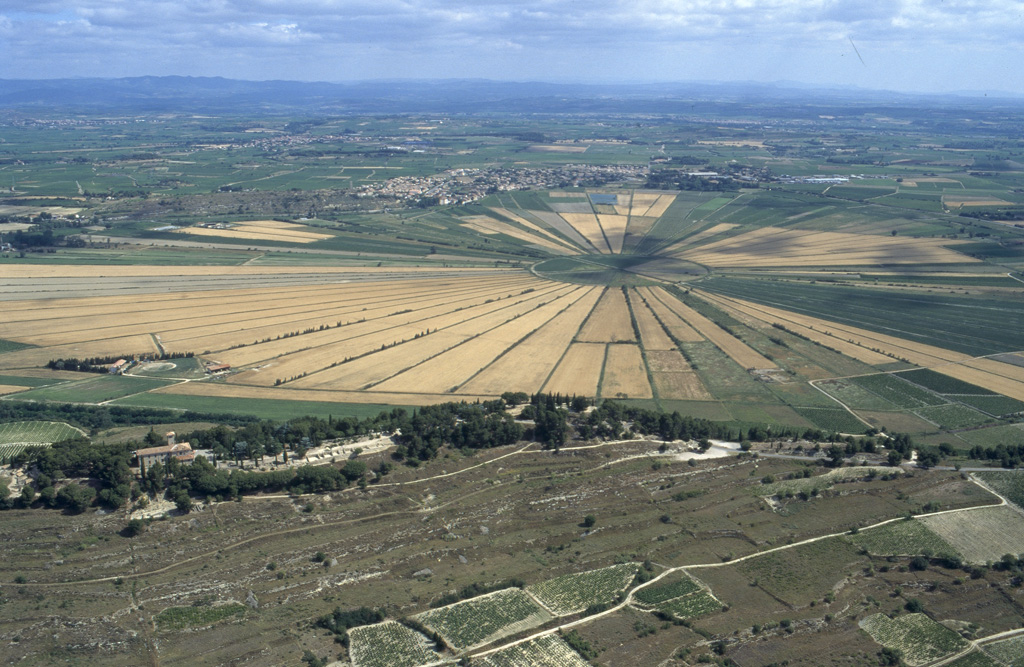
<box><xmin>644</xmin><ymin>193</ymin><xmax>678</xmax><ymax>219</ymax></box>
<box><xmin>597</xmin><ymin>214</ymin><xmax>629</xmax><ymax>254</ymax></box>
<box><xmin>459</xmin><ymin>215</ymin><xmax>576</xmax><ymax>254</ymax></box>
<box><xmin>221</xmin><ymin>282</ymin><xmax>572</xmax><ymax>377</ymax></box>
<box><xmin>601</xmin><ymin>344</ymin><xmax>653</xmax><ymax>399</ymax></box>
<box><xmin>576</xmin><ymin>288</ymin><xmax>636</xmax><ymax>343</ymax></box>
<box><xmin>458</xmin><ymin>287</ymin><xmax>603</xmax><ymax>395</ymax></box>
<box><xmin>175</xmin><ymin>225</ymin><xmax>332</xmax><ymax>243</ymax></box>
<box><xmin>629</xmin><ymin>192</ymin><xmax>661</xmax><ymax>217</ymax></box>
<box><xmin>918</xmin><ymin>505</ymin><xmax>1024</xmax><ymax>564</ymax></box>
<box><xmin>676</xmin><ymin>227</ymin><xmax>975</xmax><ymax>267</ymax></box>
<box><xmin>165</xmin><ymin>277</ymin><xmax>545</xmax><ymax>354</ymax></box>
<box><xmin>0</xmin><ymin>270</ymin><xmax>528</xmax><ymax>323</ymax></box>
<box><xmin>147</xmin><ymin>379</ymin><xmax>489</xmax><ymax>406</ymax></box>
<box><xmin>630</xmin><ymin>292</ymin><xmax>677</xmax><ymax>350</ymax></box>
<box><xmin>662</xmin><ymin>222</ymin><xmax>739</xmax><ymax>253</ymax></box>
<box><xmin>648</xmin><ymin>287</ymin><xmax>777</xmax><ymax>369</ymax></box>
<box><xmin>371</xmin><ymin>289</ymin><xmax>589</xmax><ymax>393</ymax></box>
<box><xmin>695</xmin><ymin>290</ymin><xmax>896</xmax><ymax>365</ymax></box>
<box><xmin>1</xmin><ymin>276</ymin><xmax>540</xmax><ymax>348</ymax></box>
<box><xmin>621</xmin><ymin>216</ymin><xmax>659</xmax><ymax>253</ymax></box>
<box><xmin>691</xmin><ymin>287</ymin><xmax>965</xmax><ymax>366</ymax></box>
<box><xmin>151</xmin><ymin>280</ymin><xmax>546</xmax><ymax>356</ymax></box>
<box><xmin>559</xmin><ymin>213</ymin><xmax>612</xmax><ymax>254</ymax></box>
<box><xmin>636</xmin><ymin>287</ymin><xmax>704</xmax><ymax>342</ymax></box>
<box><xmin>652</xmin><ymin>370</ymin><xmax>713</xmax><ymax>400</ymax></box>
<box><xmin>697</xmin><ymin>289</ymin><xmax>1024</xmax><ymax>400</ymax></box>
<box><xmin>486</xmin><ymin>207</ymin><xmax>582</xmax><ymax>254</ymax></box>
<box><xmin>542</xmin><ymin>342</ymin><xmax>606</xmax><ymax>397</ymax></box>
<box><xmin>526</xmin><ymin>210</ymin><xmax>598</xmax><ymax>252</ymax></box>
<box><xmin>0</xmin><ymin>334</ymin><xmax>161</xmax><ymax>371</ymax></box>
<box><xmin>288</xmin><ymin>284</ymin><xmax>581</xmax><ymax>390</ymax></box>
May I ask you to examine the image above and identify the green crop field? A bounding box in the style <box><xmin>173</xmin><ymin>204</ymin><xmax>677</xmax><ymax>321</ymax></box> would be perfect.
<box><xmin>414</xmin><ymin>588</ymin><xmax>551</xmax><ymax>650</ymax></box>
<box><xmin>850</xmin><ymin>374</ymin><xmax>947</xmax><ymax>409</ymax></box>
<box><xmin>0</xmin><ymin>421</ymin><xmax>83</xmax><ymax>446</ymax></box>
<box><xmin>347</xmin><ymin>621</ymin><xmax>441</xmax><ymax>667</ymax></box>
<box><xmin>154</xmin><ymin>603</ymin><xmax>247</xmax><ymax>631</ymax></box>
<box><xmin>10</xmin><ymin>375</ymin><xmax>177</xmax><ymax>404</ymax></box>
<box><xmin>633</xmin><ymin>573</ymin><xmax>702</xmax><ymax>605</ymax></box>
<box><xmin>480</xmin><ymin>634</ymin><xmax>590</xmax><ymax>667</ymax></box>
<box><xmin>914</xmin><ymin>404</ymin><xmax>995</xmax><ymax>429</ymax></box>
<box><xmin>982</xmin><ymin>635</ymin><xmax>1024</xmax><ymax>667</ymax></box>
<box><xmin>860</xmin><ymin>613</ymin><xmax>970</xmax><ymax>665</ymax></box>
<box><xmin>108</xmin><ymin>392</ymin><xmax>406</xmax><ymax>421</ymax></box>
<box><xmin>791</xmin><ymin>406</ymin><xmax>868</xmax><ymax>434</ymax></box>
<box><xmin>848</xmin><ymin>518</ymin><xmax>959</xmax><ymax>558</ymax></box>
<box><xmin>0</xmin><ymin>339</ymin><xmax>34</xmax><ymax>354</ymax></box>
<box><xmin>700</xmin><ymin>278</ymin><xmax>1024</xmax><ymax>357</ymax></box>
<box><xmin>526</xmin><ymin>563</ymin><xmax>639</xmax><ymax>616</ymax></box>
<box><xmin>975</xmin><ymin>472</ymin><xmax>1024</xmax><ymax>510</ymax></box>
<box><xmin>655</xmin><ymin>590</ymin><xmax>722</xmax><ymax>620</ymax></box>
<box><xmin>897</xmin><ymin>368</ymin><xmax>996</xmax><ymax>395</ymax></box>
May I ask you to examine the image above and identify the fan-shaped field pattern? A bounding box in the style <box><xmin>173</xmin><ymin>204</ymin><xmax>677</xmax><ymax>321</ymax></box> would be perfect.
<box><xmin>5</xmin><ymin>186</ymin><xmax>1024</xmax><ymax>419</ymax></box>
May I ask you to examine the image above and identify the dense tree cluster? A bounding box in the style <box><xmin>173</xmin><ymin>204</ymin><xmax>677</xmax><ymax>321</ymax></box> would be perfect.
<box><xmin>3</xmin><ymin>394</ymin><xmax>922</xmax><ymax>516</ymax></box>
<box><xmin>0</xmin><ymin>401</ymin><xmax>256</xmax><ymax>434</ymax></box>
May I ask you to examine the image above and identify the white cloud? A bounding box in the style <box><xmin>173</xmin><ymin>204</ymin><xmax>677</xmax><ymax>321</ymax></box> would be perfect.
<box><xmin>1</xmin><ymin>0</ymin><xmax>1022</xmax><ymax>93</ymax></box>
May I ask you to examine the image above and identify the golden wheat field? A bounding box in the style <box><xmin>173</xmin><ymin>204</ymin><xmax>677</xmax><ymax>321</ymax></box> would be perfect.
<box><xmin>1</xmin><ymin>186</ymin><xmax>1019</xmax><ymax>418</ymax></box>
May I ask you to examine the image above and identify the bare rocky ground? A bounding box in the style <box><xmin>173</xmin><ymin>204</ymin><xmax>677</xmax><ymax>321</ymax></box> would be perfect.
<box><xmin>0</xmin><ymin>438</ymin><xmax>1020</xmax><ymax>666</ymax></box>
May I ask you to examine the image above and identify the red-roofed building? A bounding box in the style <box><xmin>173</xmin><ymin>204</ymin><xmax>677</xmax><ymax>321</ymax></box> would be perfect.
<box><xmin>135</xmin><ymin>431</ymin><xmax>195</xmax><ymax>466</ymax></box>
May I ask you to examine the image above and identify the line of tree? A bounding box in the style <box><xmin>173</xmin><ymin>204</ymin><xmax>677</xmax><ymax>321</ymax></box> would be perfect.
<box><xmin>2</xmin><ymin>393</ymin><xmax>810</xmax><ymax>515</ymax></box>
<box><xmin>0</xmin><ymin>401</ymin><xmax>256</xmax><ymax>435</ymax></box>
<box><xmin>47</xmin><ymin>351</ymin><xmax>195</xmax><ymax>373</ymax></box>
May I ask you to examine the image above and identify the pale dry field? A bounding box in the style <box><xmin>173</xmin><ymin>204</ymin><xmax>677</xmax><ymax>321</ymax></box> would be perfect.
<box><xmin>528</xmin><ymin>210</ymin><xmax>598</xmax><ymax>251</ymax></box>
<box><xmin>677</xmin><ymin>227</ymin><xmax>975</xmax><ymax>267</ymax></box>
<box><xmin>559</xmin><ymin>213</ymin><xmax>612</xmax><ymax>254</ymax></box>
<box><xmin>372</xmin><ymin>289</ymin><xmax>586</xmax><ymax>393</ymax></box>
<box><xmin>597</xmin><ymin>215</ymin><xmax>629</xmax><ymax>254</ymax></box>
<box><xmin>643</xmin><ymin>194</ymin><xmax>677</xmax><ymax>219</ymax></box>
<box><xmin>601</xmin><ymin>344</ymin><xmax>653</xmax><ymax>399</ymax></box>
<box><xmin>653</xmin><ymin>371</ymin><xmax>713</xmax><ymax>400</ymax></box>
<box><xmin>177</xmin><ymin>224</ymin><xmax>332</xmax><ymax>244</ymax></box>
<box><xmin>648</xmin><ymin>287</ymin><xmax>777</xmax><ymax>369</ymax></box>
<box><xmin>918</xmin><ymin>506</ymin><xmax>1024</xmax><ymax>564</ymax></box>
<box><xmin>636</xmin><ymin>288</ymin><xmax>704</xmax><ymax>342</ymax></box>
<box><xmin>542</xmin><ymin>342</ymin><xmax>606</xmax><ymax>397</ymax></box>
<box><xmin>528</xmin><ymin>144</ymin><xmax>588</xmax><ymax>153</ymax></box>
<box><xmin>487</xmin><ymin>207</ymin><xmax>580</xmax><ymax>252</ymax></box>
<box><xmin>576</xmin><ymin>289</ymin><xmax>636</xmax><ymax>343</ymax></box>
<box><xmin>665</xmin><ymin>223</ymin><xmax>739</xmax><ymax>251</ymax></box>
<box><xmin>944</xmin><ymin>198</ymin><xmax>1012</xmax><ymax>207</ymax></box>
<box><xmin>459</xmin><ymin>287</ymin><xmax>603</xmax><ymax>395</ymax></box>
<box><xmin>149</xmin><ymin>379</ymin><xmax>480</xmax><ymax>406</ymax></box>
<box><xmin>630</xmin><ymin>295</ymin><xmax>677</xmax><ymax>350</ymax></box>
<box><xmin>629</xmin><ymin>193</ymin><xmax>661</xmax><ymax>217</ymax></box>
<box><xmin>695</xmin><ymin>291</ymin><xmax>895</xmax><ymax>366</ymax></box>
<box><xmin>231</xmin><ymin>282</ymin><xmax>570</xmax><ymax>385</ymax></box>
<box><xmin>288</xmin><ymin>285</ymin><xmax>577</xmax><ymax>390</ymax></box>
<box><xmin>459</xmin><ymin>215</ymin><xmax>575</xmax><ymax>254</ymax></box>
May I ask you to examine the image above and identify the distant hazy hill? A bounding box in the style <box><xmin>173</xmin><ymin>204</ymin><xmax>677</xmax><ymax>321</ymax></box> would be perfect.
<box><xmin>0</xmin><ymin>77</ymin><xmax>1015</xmax><ymax>114</ymax></box>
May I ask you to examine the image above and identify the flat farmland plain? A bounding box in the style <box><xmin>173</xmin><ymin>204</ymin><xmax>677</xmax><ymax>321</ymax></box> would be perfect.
<box><xmin>2</xmin><ymin>186</ymin><xmax>1023</xmax><ymax>425</ymax></box>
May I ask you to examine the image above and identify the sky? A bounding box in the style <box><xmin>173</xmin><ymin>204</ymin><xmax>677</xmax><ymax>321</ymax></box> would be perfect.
<box><xmin>2</xmin><ymin>1</ymin><xmax>1023</xmax><ymax>95</ymax></box>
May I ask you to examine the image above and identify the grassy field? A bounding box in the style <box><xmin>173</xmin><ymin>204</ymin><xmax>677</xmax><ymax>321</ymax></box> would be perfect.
<box><xmin>9</xmin><ymin>375</ymin><xmax>177</xmax><ymax>404</ymax></box>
